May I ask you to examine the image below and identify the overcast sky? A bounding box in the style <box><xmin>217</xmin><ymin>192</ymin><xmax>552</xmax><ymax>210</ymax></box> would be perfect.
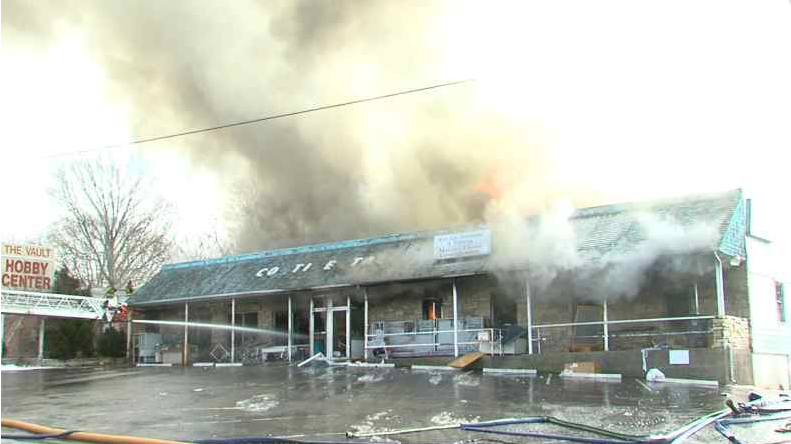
<box><xmin>2</xmin><ymin>1</ymin><xmax>790</xmax><ymax>251</ymax></box>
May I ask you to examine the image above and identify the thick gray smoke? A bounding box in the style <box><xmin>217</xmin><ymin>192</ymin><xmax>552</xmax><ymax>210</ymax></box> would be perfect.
<box><xmin>3</xmin><ymin>1</ymin><xmax>600</xmax><ymax>252</ymax></box>
<box><xmin>489</xmin><ymin>201</ymin><xmax>721</xmax><ymax>301</ymax></box>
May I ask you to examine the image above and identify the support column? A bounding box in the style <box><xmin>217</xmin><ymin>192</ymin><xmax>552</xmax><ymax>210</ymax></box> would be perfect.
<box><xmin>288</xmin><ymin>295</ymin><xmax>293</xmax><ymax>363</ymax></box>
<box><xmin>182</xmin><ymin>303</ymin><xmax>189</xmax><ymax>367</ymax></box>
<box><xmin>526</xmin><ymin>279</ymin><xmax>533</xmax><ymax>355</ymax></box>
<box><xmin>601</xmin><ymin>299</ymin><xmax>610</xmax><ymax>351</ymax></box>
<box><xmin>693</xmin><ymin>283</ymin><xmax>700</xmax><ymax>315</ymax></box>
<box><xmin>38</xmin><ymin>318</ymin><xmax>46</xmax><ymax>360</ymax></box>
<box><xmin>363</xmin><ymin>288</ymin><xmax>369</xmax><ymax>361</ymax></box>
<box><xmin>346</xmin><ymin>295</ymin><xmax>351</xmax><ymax>360</ymax></box>
<box><xmin>126</xmin><ymin>318</ymin><xmax>132</xmax><ymax>361</ymax></box>
<box><xmin>309</xmin><ymin>298</ymin><xmax>315</xmax><ymax>356</ymax></box>
<box><xmin>230</xmin><ymin>298</ymin><xmax>236</xmax><ymax>363</ymax></box>
<box><xmin>452</xmin><ymin>278</ymin><xmax>459</xmax><ymax>358</ymax></box>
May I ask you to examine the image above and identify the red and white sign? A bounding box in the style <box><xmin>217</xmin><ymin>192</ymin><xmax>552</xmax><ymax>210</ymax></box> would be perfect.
<box><xmin>1</xmin><ymin>243</ymin><xmax>56</xmax><ymax>291</ymax></box>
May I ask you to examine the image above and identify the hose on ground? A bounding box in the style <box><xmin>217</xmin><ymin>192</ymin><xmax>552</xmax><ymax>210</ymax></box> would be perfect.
<box><xmin>1</xmin><ymin>418</ymin><xmax>189</xmax><ymax>444</ymax></box>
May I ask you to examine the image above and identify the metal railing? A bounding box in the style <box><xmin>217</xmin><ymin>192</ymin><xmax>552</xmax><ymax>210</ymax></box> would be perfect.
<box><xmin>1</xmin><ymin>289</ymin><xmax>106</xmax><ymax>319</ymax></box>
<box><xmin>365</xmin><ymin>327</ymin><xmax>503</xmax><ymax>356</ymax></box>
<box><xmin>531</xmin><ymin>315</ymin><xmax>715</xmax><ymax>352</ymax></box>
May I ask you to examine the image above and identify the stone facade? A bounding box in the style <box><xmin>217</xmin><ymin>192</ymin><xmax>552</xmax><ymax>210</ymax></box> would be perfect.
<box><xmin>711</xmin><ymin>315</ymin><xmax>751</xmax><ymax>350</ymax></box>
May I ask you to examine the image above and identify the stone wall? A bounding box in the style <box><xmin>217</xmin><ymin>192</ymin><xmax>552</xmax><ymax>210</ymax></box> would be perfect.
<box><xmin>366</xmin><ymin>277</ymin><xmax>493</xmax><ymax>325</ymax></box>
<box><xmin>711</xmin><ymin>315</ymin><xmax>750</xmax><ymax>350</ymax></box>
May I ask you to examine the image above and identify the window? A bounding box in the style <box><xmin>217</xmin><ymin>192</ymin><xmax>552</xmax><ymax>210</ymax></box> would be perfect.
<box><xmin>777</xmin><ymin>282</ymin><xmax>786</xmax><ymax>323</ymax></box>
<box><xmin>422</xmin><ymin>299</ymin><xmax>443</xmax><ymax>320</ymax></box>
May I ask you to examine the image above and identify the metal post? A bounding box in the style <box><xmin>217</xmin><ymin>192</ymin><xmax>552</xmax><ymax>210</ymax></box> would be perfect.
<box><xmin>288</xmin><ymin>295</ymin><xmax>293</xmax><ymax>363</ymax></box>
<box><xmin>327</xmin><ymin>298</ymin><xmax>334</xmax><ymax>358</ymax></box>
<box><xmin>714</xmin><ymin>253</ymin><xmax>725</xmax><ymax>318</ymax></box>
<box><xmin>126</xmin><ymin>319</ymin><xmax>132</xmax><ymax>363</ymax></box>
<box><xmin>231</xmin><ymin>298</ymin><xmax>236</xmax><ymax>363</ymax></box>
<box><xmin>452</xmin><ymin>278</ymin><xmax>459</xmax><ymax>358</ymax></box>
<box><xmin>526</xmin><ymin>279</ymin><xmax>533</xmax><ymax>355</ymax></box>
<box><xmin>182</xmin><ymin>303</ymin><xmax>189</xmax><ymax>367</ymax></box>
<box><xmin>693</xmin><ymin>283</ymin><xmax>700</xmax><ymax>315</ymax></box>
<box><xmin>309</xmin><ymin>298</ymin><xmax>315</xmax><ymax>356</ymax></box>
<box><xmin>601</xmin><ymin>299</ymin><xmax>610</xmax><ymax>351</ymax></box>
<box><xmin>346</xmin><ymin>295</ymin><xmax>351</xmax><ymax>360</ymax></box>
<box><xmin>363</xmin><ymin>288</ymin><xmax>369</xmax><ymax>361</ymax></box>
<box><xmin>38</xmin><ymin>318</ymin><xmax>46</xmax><ymax>360</ymax></box>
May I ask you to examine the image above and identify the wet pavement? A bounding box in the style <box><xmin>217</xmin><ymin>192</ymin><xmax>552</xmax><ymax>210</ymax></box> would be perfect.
<box><xmin>0</xmin><ymin>365</ymin><xmax>786</xmax><ymax>444</ymax></box>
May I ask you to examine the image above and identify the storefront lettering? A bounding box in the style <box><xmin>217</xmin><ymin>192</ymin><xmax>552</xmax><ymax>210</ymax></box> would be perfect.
<box><xmin>255</xmin><ymin>256</ymin><xmax>374</xmax><ymax>278</ymax></box>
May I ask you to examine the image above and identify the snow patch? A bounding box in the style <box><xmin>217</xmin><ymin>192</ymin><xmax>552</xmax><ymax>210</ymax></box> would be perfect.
<box><xmin>453</xmin><ymin>372</ymin><xmax>480</xmax><ymax>387</ymax></box>
<box><xmin>430</xmin><ymin>411</ymin><xmax>480</xmax><ymax>426</ymax></box>
<box><xmin>236</xmin><ymin>394</ymin><xmax>279</xmax><ymax>412</ymax></box>
<box><xmin>1</xmin><ymin>365</ymin><xmax>56</xmax><ymax>371</ymax></box>
<box><xmin>357</xmin><ymin>372</ymin><xmax>385</xmax><ymax>383</ymax></box>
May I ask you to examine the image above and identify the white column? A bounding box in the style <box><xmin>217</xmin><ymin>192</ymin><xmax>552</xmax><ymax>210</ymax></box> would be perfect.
<box><xmin>346</xmin><ymin>295</ymin><xmax>351</xmax><ymax>359</ymax></box>
<box><xmin>363</xmin><ymin>288</ymin><xmax>369</xmax><ymax>361</ymax></box>
<box><xmin>309</xmin><ymin>298</ymin><xmax>315</xmax><ymax>356</ymax></box>
<box><xmin>288</xmin><ymin>295</ymin><xmax>293</xmax><ymax>363</ymax></box>
<box><xmin>326</xmin><ymin>298</ymin><xmax>334</xmax><ymax>358</ymax></box>
<box><xmin>37</xmin><ymin>318</ymin><xmax>46</xmax><ymax>360</ymax></box>
<box><xmin>526</xmin><ymin>279</ymin><xmax>533</xmax><ymax>355</ymax></box>
<box><xmin>231</xmin><ymin>298</ymin><xmax>236</xmax><ymax>363</ymax></box>
<box><xmin>452</xmin><ymin>278</ymin><xmax>459</xmax><ymax>358</ymax></box>
<box><xmin>693</xmin><ymin>283</ymin><xmax>700</xmax><ymax>315</ymax></box>
<box><xmin>601</xmin><ymin>299</ymin><xmax>610</xmax><ymax>351</ymax></box>
<box><xmin>183</xmin><ymin>303</ymin><xmax>189</xmax><ymax>367</ymax></box>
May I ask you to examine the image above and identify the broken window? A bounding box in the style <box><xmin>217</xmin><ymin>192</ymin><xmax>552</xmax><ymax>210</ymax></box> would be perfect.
<box><xmin>422</xmin><ymin>299</ymin><xmax>443</xmax><ymax>320</ymax></box>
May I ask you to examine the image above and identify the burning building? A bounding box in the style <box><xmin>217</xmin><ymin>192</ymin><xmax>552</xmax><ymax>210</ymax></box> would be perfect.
<box><xmin>127</xmin><ymin>189</ymin><xmax>790</xmax><ymax>388</ymax></box>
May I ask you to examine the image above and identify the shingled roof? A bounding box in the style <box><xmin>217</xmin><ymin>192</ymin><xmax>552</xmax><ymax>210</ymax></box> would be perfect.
<box><xmin>129</xmin><ymin>189</ymin><xmax>745</xmax><ymax>306</ymax></box>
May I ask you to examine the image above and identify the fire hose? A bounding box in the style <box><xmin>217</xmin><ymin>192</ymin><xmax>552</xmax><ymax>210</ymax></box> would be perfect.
<box><xmin>2</xmin><ymin>395</ymin><xmax>790</xmax><ymax>444</ymax></box>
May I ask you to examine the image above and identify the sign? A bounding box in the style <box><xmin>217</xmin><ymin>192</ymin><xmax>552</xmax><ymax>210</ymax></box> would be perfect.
<box><xmin>669</xmin><ymin>349</ymin><xmax>690</xmax><ymax>365</ymax></box>
<box><xmin>434</xmin><ymin>229</ymin><xmax>491</xmax><ymax>260</ymax></box>
<box><xmin>1</xmin><ymin>243</ymin><xmax>56</xmax><ymax>291</ymax></box>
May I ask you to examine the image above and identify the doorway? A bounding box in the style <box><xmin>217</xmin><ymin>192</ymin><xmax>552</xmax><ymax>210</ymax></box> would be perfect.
<box><xmin>310</xmin><ymin>296</ymin><xmax>350</xmax><ymax>360</ymax></box>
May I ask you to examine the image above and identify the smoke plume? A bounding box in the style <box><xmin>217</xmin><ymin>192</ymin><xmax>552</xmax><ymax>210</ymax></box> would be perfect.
<box><xmin>2</xmin><ymin>1</ymin><xmax>601</xmax><ymax>252</ymax></box>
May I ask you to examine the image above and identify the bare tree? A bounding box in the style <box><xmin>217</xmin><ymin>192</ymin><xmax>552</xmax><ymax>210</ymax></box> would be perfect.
<box><xmin>171</xmin><ymin>223</ymin><xmax>236</xmax><ymax>262</ymax></box>
<box><xmin>49</xmin><ymin>158</ymin><xmax>172</xmax><ymax>290</ymax></box>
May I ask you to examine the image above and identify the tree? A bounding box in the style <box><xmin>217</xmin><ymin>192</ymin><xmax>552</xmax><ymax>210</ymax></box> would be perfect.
<box><xmin>49</xmin><ymin>158</ymin><xmax>173</xmax><ymax>289</ymax></box>
<box><xmin>45</xmin><ymin>267</ymin><xmax>95</xmax><ymax>359</ymax></box>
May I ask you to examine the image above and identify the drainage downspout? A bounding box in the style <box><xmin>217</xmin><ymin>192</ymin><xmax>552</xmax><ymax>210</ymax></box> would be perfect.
<box><xmin>714</xmin><ymin>251</ymin><xmax>735</xmax><ymax>384</ymax></box>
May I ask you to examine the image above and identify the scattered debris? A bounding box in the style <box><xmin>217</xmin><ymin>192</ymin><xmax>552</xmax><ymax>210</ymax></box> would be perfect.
<box><xmin>448</xmin><ymin>351</ymin><xmax>484</xmax><ymax>369</ymax></box>
<box><xmin>646</xmin><ymin>368</ymin><xmax>666</xmax><ymax>382</ymax></box>
<box><xmin>563</xmin><ymin>361</ymin><xmax>601</xmax><ymax>374</ymax></box>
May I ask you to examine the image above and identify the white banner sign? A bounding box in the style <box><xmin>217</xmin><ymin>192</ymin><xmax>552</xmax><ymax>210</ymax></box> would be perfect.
<box><xmin>1</xmin><ymin>243</ymin><xmax>56</xmax><ymax>291</ymax></box>
<box><xmin>434</xmin><ymin>229</ymin><xmax>491</xmax><ymax>260</ymax></box>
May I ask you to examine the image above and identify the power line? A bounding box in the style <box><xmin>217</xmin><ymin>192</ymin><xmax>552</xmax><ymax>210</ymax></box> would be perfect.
<box><xmin>46</xmin><ymin>78</ymin><xmax>475</xmax><ymax>158</ymax></box>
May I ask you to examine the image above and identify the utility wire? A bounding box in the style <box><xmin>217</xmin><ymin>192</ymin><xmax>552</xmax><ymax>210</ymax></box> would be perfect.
<box><xmin>46</xmin><ymin>78</ymin><xmax>475</xmax><ymax>158</ymax></box>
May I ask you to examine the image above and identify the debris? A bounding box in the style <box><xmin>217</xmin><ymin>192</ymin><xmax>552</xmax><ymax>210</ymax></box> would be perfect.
<box><xmin>448</xmin><ymin>352</ymin><xmax>484</xmax><ymax>369</ymax></box>
<box><xmin>646</xmin><ymin>368</ymin><xmax>666</xmax><ymax>382</ymax></box>
<box><xmin>482</xmin><ymin>368</ymin><xmax>537</xmax><ymax>375</ymax></box>
<box><xmin>563</xmin><ymin>361</ymin><xmax>600</xmax><ymax>374</ymax></box>
<box><xmin>296</xmin><ymin>353</ymin><xmax>325</xmax><ymax>367</ymax></box>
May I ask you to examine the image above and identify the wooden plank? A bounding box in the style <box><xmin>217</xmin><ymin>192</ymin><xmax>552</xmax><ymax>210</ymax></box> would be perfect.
<box><xmin>448</xmin><ymin>351</ymin><xmax>484</xmax><ymax>369</ymax></box>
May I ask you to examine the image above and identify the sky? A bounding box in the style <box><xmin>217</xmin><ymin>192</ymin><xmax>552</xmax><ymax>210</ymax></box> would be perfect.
<box><xmin>1</xmin><ymin>1</ymin><xmax>790</xmax><ymax>252</ymax></box>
